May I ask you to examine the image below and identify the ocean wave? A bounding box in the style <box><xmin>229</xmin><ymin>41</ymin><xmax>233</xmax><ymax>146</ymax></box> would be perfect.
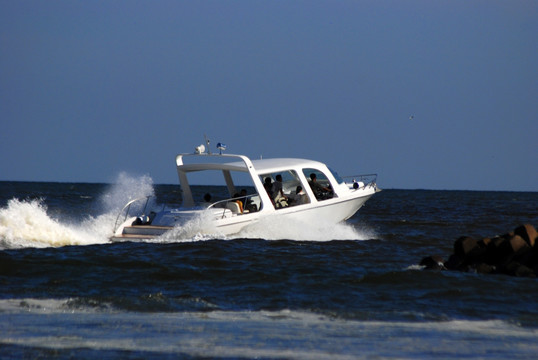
<box><xmin>2</xmin><ymin>304</ymin><xmax>537</xmax><ymax>359</ymax></box>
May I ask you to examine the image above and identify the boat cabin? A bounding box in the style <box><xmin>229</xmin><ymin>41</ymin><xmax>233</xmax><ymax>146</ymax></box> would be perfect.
<box><xmin>175</xmin><ymin>153</ymin><xmax>358</xmax><ymax>215</ymax></box>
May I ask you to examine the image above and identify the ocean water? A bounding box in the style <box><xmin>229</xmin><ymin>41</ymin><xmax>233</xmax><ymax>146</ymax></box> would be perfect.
<box><xmin>1</xmin><ymin>177</ymin><xmax>537</xmax><ymax>359</ymax></box>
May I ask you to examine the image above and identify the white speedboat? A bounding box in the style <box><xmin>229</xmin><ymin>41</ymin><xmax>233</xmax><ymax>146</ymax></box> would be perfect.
<box><xmin>111</xmin><ymin>143</ymin><xmax>378</xmax><ymax>241</ymax></box>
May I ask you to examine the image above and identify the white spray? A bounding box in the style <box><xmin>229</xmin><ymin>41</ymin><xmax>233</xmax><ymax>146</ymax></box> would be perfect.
<box><xmin>0</xmin><ymin>172</ymin><xmax>156</xmax><ymax>249</ymax></box>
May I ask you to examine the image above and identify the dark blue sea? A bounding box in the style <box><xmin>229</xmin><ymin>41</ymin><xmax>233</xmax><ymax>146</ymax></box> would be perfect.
<box><xmin>1</xmin><ymin>178</ymin><xmax>537</xmax><ymax>359</ymax></box>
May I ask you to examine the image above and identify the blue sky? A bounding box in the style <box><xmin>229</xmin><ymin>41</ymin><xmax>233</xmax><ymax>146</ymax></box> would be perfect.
<box><xmin>1</xmin><ymin>0</ymin><xmax>536</xmax><ymax>191</ymax></box>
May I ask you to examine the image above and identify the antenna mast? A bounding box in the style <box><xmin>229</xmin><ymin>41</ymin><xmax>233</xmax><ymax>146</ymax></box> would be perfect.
<box><xmin>204</xmin><ymin>134</ymin><xmax>211</xmax><ymax>154</ymax></box>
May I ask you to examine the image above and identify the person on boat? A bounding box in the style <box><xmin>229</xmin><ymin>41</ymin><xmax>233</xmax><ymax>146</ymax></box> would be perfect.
<box><xmin>308</xmin><ymin>173</ymin><xmax>333</xmax><ymax>200</ymax></box>
<box><xmin>200</xmin><ymin>193</ymin><xmax>213</xmax><ymax>208</ymax></box>
<box><xmin>288</xmin><ymin>186</ymin><xmax>307</xmax><ymax>206</ymax></box>
<box><xmin>264</xmin><ymin>177</ymin><xmax>274</xmax><ymax>200</ymax></box>
<box><xmin>239</xmin><ymin>189</ymin><xmax>257</xmax><ymax>212</ymax></box>
<box><xmin>272</xmin><ymin>174</ymin><xmax>288</xmax><ymax>208</ymax></box>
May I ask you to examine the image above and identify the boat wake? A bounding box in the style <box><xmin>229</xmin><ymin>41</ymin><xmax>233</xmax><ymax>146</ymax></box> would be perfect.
<box><xmin>0</xmin><ymin>174</ymin><xmax>376</xmax><ymax>249</ymax></box>
<box><xmin>233</xmin><ymin>215</ymin><xmax>374</xmax><ymax>241</ymax></box>
<box><xmin>149</xmin><ymin>215</ymin><xmax>375</xmax><ymax>243</ymax></box>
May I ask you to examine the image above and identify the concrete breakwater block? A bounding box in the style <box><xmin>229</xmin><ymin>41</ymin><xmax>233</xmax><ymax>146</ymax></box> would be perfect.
<box><xmin>420</xmin><ymin>224</ymin><xmax>538</xmax><ymax>278</ymax></box>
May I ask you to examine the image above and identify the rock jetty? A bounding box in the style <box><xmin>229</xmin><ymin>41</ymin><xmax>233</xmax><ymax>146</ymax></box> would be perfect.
<box><xmin>420</xmin><ymin>224</ymin><xmax>538</xmax><ymax>278</ymax></box>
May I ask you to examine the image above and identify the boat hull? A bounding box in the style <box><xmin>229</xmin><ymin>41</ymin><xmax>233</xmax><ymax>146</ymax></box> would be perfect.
<box><xmin>110</xmin><ymin>191</ymin><xmax>375</xmax><ymax>242</ymax></box>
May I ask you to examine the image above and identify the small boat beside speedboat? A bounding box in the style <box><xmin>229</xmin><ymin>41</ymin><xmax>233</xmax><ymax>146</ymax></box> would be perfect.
<box><xmin>111</xmin><ymin>142</ymin><xmax>378</xmax><ymax>241</ymax></box>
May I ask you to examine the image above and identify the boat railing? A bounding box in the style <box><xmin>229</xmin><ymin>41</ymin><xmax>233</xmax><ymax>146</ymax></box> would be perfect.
<box><xmin>342</xmin><ymin>174</ymin><xmax>377</xmax><ymax>190</ymax></box>
<box><xmin>208</xmin><ymin>194</ymin><xmax>259</xmax><ymax>217</ymax></box>
<box><xmin>113</xmin><ymin>196</ymin><xmax>156</xmax><ymax>232</ymax></box>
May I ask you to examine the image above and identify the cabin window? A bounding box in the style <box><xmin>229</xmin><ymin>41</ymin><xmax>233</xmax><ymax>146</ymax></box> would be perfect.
<box><xmin>259</xmin><ymin>170</ymin><xmax>310</xmax><ymax>208</ymax></box>
<box><xmin>303</xmin><ymin>168</ymin><xmax>335</xmax><ymax>201</ymax></box>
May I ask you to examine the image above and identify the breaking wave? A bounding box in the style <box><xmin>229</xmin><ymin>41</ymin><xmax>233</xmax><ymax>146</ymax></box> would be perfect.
<box><xmin>1</xmin><ymin>299</ymin><xmax>536</xmax><ymax>360</ymax></box>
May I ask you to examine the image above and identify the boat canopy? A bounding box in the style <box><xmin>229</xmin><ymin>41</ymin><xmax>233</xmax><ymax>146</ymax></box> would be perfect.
<box><xmin>176</xmin><ymin>153</ymin><xmax>264</xmax><ymax>207</ymax></box>
<box><xmin>250</xmin><ymin>158</ymin><xmax>328</xmax><ymax>174</ymax></box>
<box><xmin>175</xmin><ymin>153</ymin><xmax>335</xmax><ymax>208</ymax></box>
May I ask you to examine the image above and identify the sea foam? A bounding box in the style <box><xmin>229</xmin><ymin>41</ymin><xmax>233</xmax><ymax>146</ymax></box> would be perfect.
<box><xmin>1</xmin><ymin>304</ymin><xmax>536</xmax><ymax>360</ymax></box>
<box><xmin>234</xmin><ymin>214</ymin><xmax>375</xmax><ymax>241</ymax></box>
<box><xmin>149</xmin><ymin>211</ymin><xmax>376</xmax><ymax>243</ymax></box>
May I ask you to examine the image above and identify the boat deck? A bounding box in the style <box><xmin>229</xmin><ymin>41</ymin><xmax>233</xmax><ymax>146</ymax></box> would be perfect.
<box><xmin>111</xmin><ymin>225</ymin><xmax>174</xmax><ymax>242</ymax></box>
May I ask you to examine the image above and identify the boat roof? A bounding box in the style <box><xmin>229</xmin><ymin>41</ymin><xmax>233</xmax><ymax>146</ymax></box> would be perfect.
<box><xmin>250</xmin><ymin>158</ymin><xmax>327</xmax><ymax>173</ymax></box>
<box><xmin>176</xmin><ymin>153</ymin><xmax>328</xmax><ymax>174</ymax></box>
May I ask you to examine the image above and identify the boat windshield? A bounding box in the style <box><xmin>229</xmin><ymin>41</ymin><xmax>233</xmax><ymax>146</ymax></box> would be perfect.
<box><xmin>328</xmin><ymin>167</ymin><xmax>344</xmax><ymax>184</ymax></box>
